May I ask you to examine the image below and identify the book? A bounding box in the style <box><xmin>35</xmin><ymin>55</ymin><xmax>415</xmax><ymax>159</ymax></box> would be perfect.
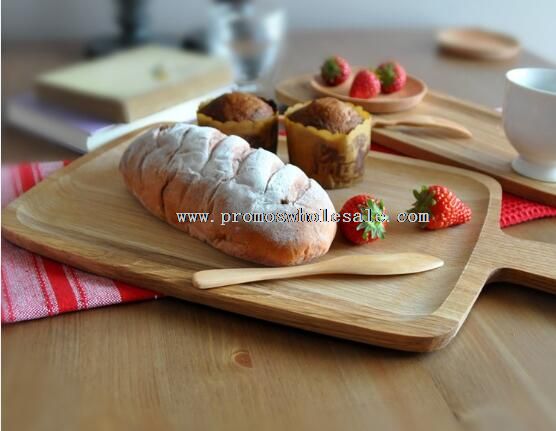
<box><xmin>35</xmin><ymin>45</ymin><xmax>234</xmax><ymax>123</ymax></box>
<box><xmin>6</xmin><ymin>86</ymin><xmax>234</xmax><ymax>153</ymax></box>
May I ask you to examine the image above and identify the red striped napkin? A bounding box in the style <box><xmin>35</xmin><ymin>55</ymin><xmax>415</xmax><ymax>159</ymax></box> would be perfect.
<box><xmin>1</xmin><ymin>162</ymin><xmax>159</xmax><ymax>323</ymax></box>
<box><xmin>2</xmin><ymin>154</ymin><xmax>556</xmax><ymax>324</ymax></box>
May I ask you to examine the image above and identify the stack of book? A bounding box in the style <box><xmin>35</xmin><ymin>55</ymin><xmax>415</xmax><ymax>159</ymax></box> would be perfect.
<box><xmin>7</xmin><ymin>45</ymin><xmax>235</xmax><ymax>153</ymax></box>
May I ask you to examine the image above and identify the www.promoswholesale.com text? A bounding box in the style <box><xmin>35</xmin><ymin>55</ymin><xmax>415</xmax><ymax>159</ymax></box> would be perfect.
<box><xmin>176</xmin><ymin>209</ymin><xmax>429</xmax><ymax>226</ymax></box>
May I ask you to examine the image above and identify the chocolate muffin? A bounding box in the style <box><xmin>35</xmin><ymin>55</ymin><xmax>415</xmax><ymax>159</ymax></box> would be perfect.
<box><xmin>287</xmin><ymin>97</ymin><xmax>363</xmax><ymax>134</ymax></box>
<box><xmin>199</xmin><ymin>92</ymin><xmax>275</xmax><ymax>122</ymax></box>
<box><xmin>197</xmin><ymin>92</ymin><xmax>278</xmax><ymax>152</ymax></box>
<box><xmin>284</xmin><ymin>97</ymin><xmax>372</xmax><ymax>189</ymax></box>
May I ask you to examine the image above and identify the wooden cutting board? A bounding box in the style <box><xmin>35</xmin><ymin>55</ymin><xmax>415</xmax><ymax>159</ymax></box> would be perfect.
<box><xmin>275</xmin><ymin>74</ymin><xmax>556</xmax><ymax>206</ymax></box>
<box><xmin>2</xmin><ymin>131</ymin><xmax>555</xmax><ymax>352</ymax></box>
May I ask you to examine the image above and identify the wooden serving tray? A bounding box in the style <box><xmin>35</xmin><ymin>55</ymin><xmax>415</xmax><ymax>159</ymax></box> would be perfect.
<box><xmin>276</xmin><ymin>74</ymin><xmax>556</xmax><ymax>206</ymax></box>
<box><xmin>2</xmin><ymin>132</ymin><xmax>555</xmax><ymax>352</ymax></box>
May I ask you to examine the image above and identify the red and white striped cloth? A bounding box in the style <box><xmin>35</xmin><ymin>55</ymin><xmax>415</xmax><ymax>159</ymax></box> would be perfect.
<box><xmin>2</xmin><ymin>155</ymin><xmax>556</xmax><ymax>324</ymax></box>
<box><xmin>1</xmin><ymin>162</ymin><xmax>159</xmax><ymax>323</ymax></box>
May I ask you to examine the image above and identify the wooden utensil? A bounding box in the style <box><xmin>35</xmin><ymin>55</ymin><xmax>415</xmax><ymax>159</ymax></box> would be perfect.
<box><xmin>3</xmin><ymin>132</ymin><xmax>555</xmax><ymax>352</ymax></box>
<box><xmin>275</xmin><ymin>74</ymin><xmax>556</xmax><ymax>206</ymax></box>
<box><xmin>309</xmin><ymin>67</ymin><xmax>427</xmax><ymax>113</ymax></box>
<box><xmin>373</xmin><ymin>115</ymin><xmax>472</xmax><ymax>138</ymax></box>
<box><xmin>437</xmin><ymin>28</ymin><xmax>520</xmax><ymax>61</ymax></box>
<box><xmin>193</xmin><ymin>253</ymin><xmax>444</xmax><ymax>290</ymax></box>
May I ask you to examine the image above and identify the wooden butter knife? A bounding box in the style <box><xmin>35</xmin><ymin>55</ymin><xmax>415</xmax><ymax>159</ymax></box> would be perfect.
<box><xmin>193</xmin><ymin>253</ymin><xmax>444</xmax><ymax>290</ymax></box>
<box><xmin>278</xmin><ymin>112</ymin><xmax>472</xmax><ymax>138</ymax></box>
<box><xmin>373</xmin><ymin>115</ymin><xmax>473</xmax><ymax>138</ymax></box>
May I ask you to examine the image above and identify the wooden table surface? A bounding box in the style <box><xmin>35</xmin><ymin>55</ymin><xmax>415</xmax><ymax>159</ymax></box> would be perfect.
<box><xmin>2</xmin><ymin>30</ymin><xmax>556</xmax><ymax>431</ymax></box>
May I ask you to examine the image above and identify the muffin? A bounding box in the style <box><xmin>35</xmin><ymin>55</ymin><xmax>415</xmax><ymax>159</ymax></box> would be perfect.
<box><xmin>284</xmin><ymin>97</ymin><xmax>372</xmax><ymax>189</ymax></box>
<box><xmin>197</xmin><ymin>92</ymin><xmax>279</xmax><ymax>152</ymax></box>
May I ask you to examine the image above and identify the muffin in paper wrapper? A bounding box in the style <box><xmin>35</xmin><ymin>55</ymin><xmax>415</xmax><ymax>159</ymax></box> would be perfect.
<box><xmin>284</xmin><ymin>102</ymin><xmax>372</xmax><ymax>189</ymax></box>
<box><xmin>197</xmin><ymin>101</ymin><xmax>279</xmax><ymax>153</ymax></box>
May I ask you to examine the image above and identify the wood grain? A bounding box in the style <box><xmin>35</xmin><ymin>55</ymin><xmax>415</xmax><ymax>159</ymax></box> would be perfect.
<box><xmin>3</xmin><ymin>134</ymin><xmax>555</xmax><ymax>351</ymax></box>
<box><xmin>276</xmin><ymin>74</ymin><xmax>556</xmax><ymax>206</ymax></box>
<box><xmin>2</xmin><ymin>34</ymin><xmax>556</xmax><ymax>431</ymax></box>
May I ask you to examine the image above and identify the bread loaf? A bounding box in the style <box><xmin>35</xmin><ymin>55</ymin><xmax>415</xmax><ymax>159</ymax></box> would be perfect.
<box><xmin>119</xmin><ymin>123</ymin><xmax>337</xmax><ymax>266</ymax></box>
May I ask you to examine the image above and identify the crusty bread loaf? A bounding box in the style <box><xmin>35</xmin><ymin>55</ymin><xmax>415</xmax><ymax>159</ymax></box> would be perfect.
<box><xmin>119</xmin><ymin>123</ymin><xmax>337</xmax><ymax>266</ymax></box>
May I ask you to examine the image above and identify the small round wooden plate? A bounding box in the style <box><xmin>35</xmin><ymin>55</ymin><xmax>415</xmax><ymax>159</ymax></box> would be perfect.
<box><xmin>310</xmin><ymin>67</ymin><xmax>427</xmax><ymax>113</ymax></box>
<box><xmin>437</xmin><ymin>28</ymin><xmax>520</xmax><ymax>60</ymax></box>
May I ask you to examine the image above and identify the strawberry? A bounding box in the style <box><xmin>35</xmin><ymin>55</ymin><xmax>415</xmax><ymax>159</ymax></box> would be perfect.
<box><xmin>349</xmin><ymin>70</ymin><xmax>381</xmax><ymax>99</ymax></box>
<box><xmin>408</xmin><ymin>185</ymin><xmax>472</xmax><ymax>230</ymax></box>
<box><xmin>339</xmin><ymin>194</ymin><xmax>387</xmax><ymax>245</ymax></box>
<box><xmin>375</xmin><ymin>61</ymin><xmax>407</xmax><ymax>94</ymax></box>
<box><xmin>320</xmin><ymin>56</ymin><xmax>351</xmax><ymax>86</ymax></box>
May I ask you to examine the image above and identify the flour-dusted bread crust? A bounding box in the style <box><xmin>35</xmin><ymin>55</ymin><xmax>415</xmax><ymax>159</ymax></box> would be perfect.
<box><xmin>119</xmin><ymin>123</ymin><xmax>337</xmax><ymax>266</ymax></box>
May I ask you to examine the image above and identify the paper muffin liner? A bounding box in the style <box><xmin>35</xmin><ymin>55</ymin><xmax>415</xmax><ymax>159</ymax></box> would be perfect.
<box><xmin>197</xmin><ymin>101</ymin><xmax>279</xmax><ymax>153</ymax></box>
<box><xmin>284</xmin><ymin>101</ymin><xmax>372</xmax><ymax>189</ymax></box>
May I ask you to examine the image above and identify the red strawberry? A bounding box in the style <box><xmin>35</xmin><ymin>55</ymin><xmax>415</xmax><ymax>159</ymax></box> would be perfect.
<box><xmin>349</xmin><ymin>70</ymin><xmax>381</xmax><ymax>99</ymax></box>
<box><xmin>320</xmin><ymin>56</ymin><xmax>351</xmax><ymax>86</ymax></box>
<box><xmin>408</xmin><ymin>185</ymin><xmax>472</xmax><ymax>230</ymax></box>
<box><xmin>339</xmin><ymin>194</ymin><xmax>387</xmax><ymax>245</ymax></box>
<box><xmin>375</xmin><ymin>61</ymin><xmax>407</xmax><ymax>94</ymax></box>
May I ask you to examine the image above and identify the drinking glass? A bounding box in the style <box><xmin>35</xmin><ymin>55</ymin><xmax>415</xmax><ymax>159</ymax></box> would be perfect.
<box><xmin>207</xmin><ymin>1</ymin><xmax>286</xmax><ymax>94</ymax></box>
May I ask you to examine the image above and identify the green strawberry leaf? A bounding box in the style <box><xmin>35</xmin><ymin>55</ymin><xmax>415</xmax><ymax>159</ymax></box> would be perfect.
<box><xmin>322</xmin><ymin>58</ymin><xmax>341</xmax><ymax>80</ymax></box>
<box><xmin>407</xmin><ymin>185</ymin><xmax>435</xmax><ymax>228</ymax></box>
<box><xmin>355</xmin><ymin>198</ymin><xmax>387</xmax><ymax>240</ymax></box>
<box><xmin>376</xmin><ymin>63</ymin><xmax>396</xmax><ymax>86</ymax></box>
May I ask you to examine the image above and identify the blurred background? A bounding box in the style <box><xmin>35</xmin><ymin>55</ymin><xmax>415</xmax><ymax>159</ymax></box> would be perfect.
<box><xmin>3</xmin><ymin>0</ymin><xmax>556</xmax><ymax>162</ymax></box>
<box><xmin>3</xmin><ymin>0</ymin><xmax>556</xmax><ymax>62</ymax></box>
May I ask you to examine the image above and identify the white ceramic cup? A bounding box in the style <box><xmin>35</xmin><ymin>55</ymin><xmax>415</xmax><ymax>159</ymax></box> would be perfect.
<box><xmin>503</xmin><ymin>68</ymin><xmax>556</xmax><ymax>182</ymax></box>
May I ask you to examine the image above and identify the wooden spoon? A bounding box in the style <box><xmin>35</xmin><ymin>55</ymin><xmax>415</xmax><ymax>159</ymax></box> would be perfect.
<box><xmin>193</xmin><ymin>253</ymin><xmax>444</xmax><ymax>290</ymax></box>
<box><xmin>373</xmin><ymin>115</ymin><xmax>473</xmax><ymax>138</ymax></box>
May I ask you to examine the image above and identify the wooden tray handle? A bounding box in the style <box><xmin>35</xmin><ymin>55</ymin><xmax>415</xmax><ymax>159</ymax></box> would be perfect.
<box><xmin>489</xmin><ymin>231</ymin><xmax>556</xmax><ymax>294</ymax></box>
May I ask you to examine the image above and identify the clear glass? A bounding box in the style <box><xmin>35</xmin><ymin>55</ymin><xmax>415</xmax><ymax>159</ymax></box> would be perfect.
<box><xmin>207</xmin><ymin>2</ymin><xmax>286</xmax><ymax>94</ymax></box>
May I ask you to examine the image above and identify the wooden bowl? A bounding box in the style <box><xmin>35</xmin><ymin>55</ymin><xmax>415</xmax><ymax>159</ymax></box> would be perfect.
<box><xmin>437</xmin><ymin>28</ymin><xmax>520</xmax><ymax>60</ymax></box>
<box><xmin>310</xmin><ymin>68</ymin><xmax>427</xmax><ymax>113</ymax></box>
